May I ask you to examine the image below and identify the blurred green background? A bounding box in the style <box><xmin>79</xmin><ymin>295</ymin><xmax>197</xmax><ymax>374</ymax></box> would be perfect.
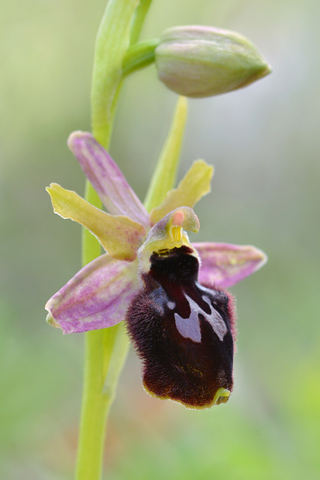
<box><xmin>1</xmin><ymin>0</ymin><xmax>319</xmax><ymax>478</ymax></box>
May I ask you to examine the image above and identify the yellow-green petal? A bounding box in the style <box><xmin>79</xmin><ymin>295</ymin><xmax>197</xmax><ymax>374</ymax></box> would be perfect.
<box><xmin>150</xmin><ymin>159</ymin><xmax>213</xmax><ymax>225</ymax></box>
<box><xmin>47</xmin><ymin>183</ymin><xmax>145</xmax><ymax>261</ymax></box>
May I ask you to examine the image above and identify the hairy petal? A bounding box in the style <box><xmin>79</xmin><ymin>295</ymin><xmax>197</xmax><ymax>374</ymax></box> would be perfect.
<box><xmin>68</xmin><ymin>131</ymin><xmax>150</xmax><ymax>228</ymax></box>
<box><xmin>194</xmin><ymin>242</ymin><xmax>267</xmax><ymax>288</ymax></box>
<box><xmin>47</xmin><ymin>183</ymin><xmax>145</xmax><ymax>261</ymax></box>
<box><xmin>150</xmin><ymin>159</ymin><xmax>213</xmax><ymax>225</ymax></box>
<box><xmin>46</xmin><ymin>255</ymin><xmax>138</xmax><ymax>334</ymax></box>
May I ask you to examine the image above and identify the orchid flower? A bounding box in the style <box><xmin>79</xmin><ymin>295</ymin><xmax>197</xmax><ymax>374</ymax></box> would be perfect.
<box><xmin>45</xmin><ymin>131</ymin><xmax>266</xmax><ymax>409</ymax></box>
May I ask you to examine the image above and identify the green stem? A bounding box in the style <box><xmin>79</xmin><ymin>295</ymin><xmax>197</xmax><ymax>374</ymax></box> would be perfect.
<box><xmin>130</xmin><ymin>0</ymin><xmax>154</xmax><ymax>44</ymax></box>
<box><xmin>75</xmin><ymin>1</ymin><xmax>150</xmax><ymax>479</ymax></box>
<box><xmin>75</xmin><ymin>0</ymin><xmax>157</xmax><ymax>475</ymax></box>
<box><xmin>75</xmin><ymin>329</ymin><xmax>112</xmax><ymax>480</ymax></box>
<box><xmin>91</xmin><ymin>1</ymin><xmax>139</xmax><ymax>147</ymax></box>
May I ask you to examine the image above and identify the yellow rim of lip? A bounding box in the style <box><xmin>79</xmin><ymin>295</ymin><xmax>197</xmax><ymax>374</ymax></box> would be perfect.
<box><xmin>143</xmin><ymin>381</ymin><xmax>231</xmax><ymax>409</ymax></box>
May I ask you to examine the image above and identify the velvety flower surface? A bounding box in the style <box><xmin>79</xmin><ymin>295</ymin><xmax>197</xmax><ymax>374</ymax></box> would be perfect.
<box><xmin>46</xmin><ymin>131</ymin><xmax>267</xmax><ymax>407</ymax></box>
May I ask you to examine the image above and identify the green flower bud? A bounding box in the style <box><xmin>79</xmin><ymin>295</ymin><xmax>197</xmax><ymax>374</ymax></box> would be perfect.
<box><xmin>155</xmin><ymin>26</ymin><xmax>272</xmax><ymax>98</ymax></box>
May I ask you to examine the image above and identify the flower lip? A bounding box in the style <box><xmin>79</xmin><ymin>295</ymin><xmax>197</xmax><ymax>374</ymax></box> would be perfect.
<box><xmin>149</xmin><ymin>246</ymin><xmax>199</xmax><ymax>286</ymax></box>
<box><xmin>127</xmin><ymin>241</ymin><xmax>235</xmax><ymax>409</ymax></box>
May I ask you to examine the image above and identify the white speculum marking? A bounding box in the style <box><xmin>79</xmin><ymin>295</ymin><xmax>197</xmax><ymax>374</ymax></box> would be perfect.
<box><xmin>167</xmin><ymin>301</ymin><xmax>176</xmax><ymax>310</ymax></box>
<box><xmin>174</xmin><ymin>293</ymin><xmax>227</xmax><ymax>343</ymax></box>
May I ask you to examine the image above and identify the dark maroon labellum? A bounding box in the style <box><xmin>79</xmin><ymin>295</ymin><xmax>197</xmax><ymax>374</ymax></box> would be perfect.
<box><xmin>126</xmin><ymin>246</ymin><xmax>236</xmax><ymax>408</ymax></box>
